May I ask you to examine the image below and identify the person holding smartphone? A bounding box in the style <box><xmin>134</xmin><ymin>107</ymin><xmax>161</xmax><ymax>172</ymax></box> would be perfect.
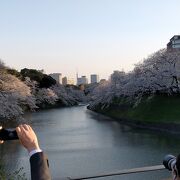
<box><xmin>0</xmin><ymin>124</ymin><xmax>51</xmax><ymax>180</ymax></box>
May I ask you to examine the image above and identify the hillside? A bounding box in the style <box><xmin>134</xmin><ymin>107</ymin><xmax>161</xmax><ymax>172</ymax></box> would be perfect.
<box><xmin>93</xmin><ymin>95</ymin><xmax>180</xmax><ymax>124</ymax></box>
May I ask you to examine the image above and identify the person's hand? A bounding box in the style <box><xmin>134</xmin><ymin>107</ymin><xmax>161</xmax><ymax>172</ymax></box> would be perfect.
<box><xmin>16</xmin><ymin>124</ymin><xmax>40</xmax><ymax>153</ymax></box>
<box><xmin>0</xmin><ymin>126</ymin><xmax>4</xmax><ymax>144</ymax></box>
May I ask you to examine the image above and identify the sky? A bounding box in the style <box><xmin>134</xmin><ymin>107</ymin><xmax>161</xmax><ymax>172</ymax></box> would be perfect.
<box><xmin>0</xmin><ymin>0</ymin><xmax>180</xmax><ymax>80</ymax></box>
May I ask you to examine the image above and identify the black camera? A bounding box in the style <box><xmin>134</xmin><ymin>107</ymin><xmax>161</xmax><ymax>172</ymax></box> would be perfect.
<box><xmin>0</xmin><ymin>128</ymin><xmax>19</xmax><ymax>141</ymax></box>
<box><xmin>163</xmin><ymin>154</ymin><xmax>176</xmax><ymax>171</ymax></box>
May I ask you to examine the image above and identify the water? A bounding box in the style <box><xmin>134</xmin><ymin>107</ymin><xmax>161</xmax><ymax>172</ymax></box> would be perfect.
<box><xmin>0</xmin><ymin>106</ymin><xmax>179</xmax><ymax>179</ymax></box>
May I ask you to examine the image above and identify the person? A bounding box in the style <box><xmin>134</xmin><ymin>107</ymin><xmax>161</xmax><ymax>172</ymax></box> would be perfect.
<box><xmin>173</xmin><ymin>154</ymin><xmax>180</xmax><ymax>180</ymax></box>
<box><xmin>1</xmin><ymin>124</ymin><xmax>51</xmax><ymax>180</ymax></box>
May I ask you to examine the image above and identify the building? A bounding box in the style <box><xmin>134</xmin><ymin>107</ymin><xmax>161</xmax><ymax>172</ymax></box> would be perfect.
<box><xmin>62</xmin><ymin>77</ymin><xmax>75</xmax><ymax>85</ymax></box>
<box><xmin>62</xmin><ymin>77</ymin><xmax>68</xmax><ymax>85</ymax></box>
<box><xmin>167</xmin><ymin>35</ymin><xmax>180</xmax><ymax>86</ymax></box>
<box><xmin>90</xmin><ymin>74</ymin><xmax>99</xmax><ymax>84</ymax></box>
<box><xmin>77</xmin><ymin>77</ymin><xmax>82</xmax><ymax>85</ymax></box>
<box><xmin>167</xmin><ymin>35</ymin><xmax>180</xmax><ymax>49</ymax></box>
<box><xmin>49</xmin><ymin>73</ymin><xmax>62</xmax><ymax>84</ymax></box>
<box><xmin>77</xmin><ymin>76</ymin><xmax>88</xmax><ymax>85</ymax></box>
<box><xmin>81</xmin><ymin>76</ymin><xmax>88</xmax><ymax>84</ymax></box>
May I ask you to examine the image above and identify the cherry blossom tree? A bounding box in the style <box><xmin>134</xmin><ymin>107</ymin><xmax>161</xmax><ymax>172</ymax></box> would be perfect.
<box><xmin>66</xmin><ymin>86</ymin><xmax>87</xmax><ymax>103</ymax></box>
<box><xmin>0</xmin><ymin>92</ymin><xmax>24</xmax><ymax>119</ymax></box>
<box><xmin>0</xmin><ymin>73</ymin><xmax>37</xmax><ymax>120</ymax></box>
<box><xmin>51</xmin><ymin>84</ymin><xmax>79</xmax><ymax>106</ymax></box>
<box><xmin>35</xmin><ymin>88</ymin><xmax>58</xmax><ymax>106</ymax></box>
<box><xmin>88</xmin><ymin>49</ymin><xmax>180</xmax><ymax>109</ymax></box>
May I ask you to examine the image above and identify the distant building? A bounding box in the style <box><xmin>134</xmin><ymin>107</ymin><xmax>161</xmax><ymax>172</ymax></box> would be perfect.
<box><xmin>167</xmin><ymin>35</ymin><xmax>180</xmax><ymax>49</ymax></box>
<box><xmin>62</xmin><ymin>77</ymin><xmax>68</xmax><ymax>85</ymax></box>
<box><xmin>81</xmin><ymin>76</ymin><xmax>88</xmax><ymax>84</ymax></box>
<box><xmin>77</xmin><ymin>76</ymin><xmax>88</xmax><ymax>85</ymax></box>
<box><xmin>62</xmin><ymin>77</ymin><xmax>75</xmax><ymax>85</ymax></box>
<box><xmin>77</xmin><ymin>77</ymin><xmax>82</xmax><ymax>85</ymax></box>
<box><xmin>49</xmin><ymin>73</ymin><xmax>62</xmax><ymax>84</ymax></box>
<box><xmin>90</xmin><ymin>74</ymin><xmax>99</xmax><ymax>84</ymax></box>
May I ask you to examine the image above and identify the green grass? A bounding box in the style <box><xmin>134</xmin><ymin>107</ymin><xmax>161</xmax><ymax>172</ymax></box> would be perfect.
<box><xmin>101</xmin><ymin>95</ymin><xmax>180</xmax><ymax>124</ymax></box>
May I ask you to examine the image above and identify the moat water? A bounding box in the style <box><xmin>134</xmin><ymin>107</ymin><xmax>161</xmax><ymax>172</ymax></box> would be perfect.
<box><xmin>1</xmin><ymin>106</ymin><xmax>179</xmax><ymax>179</ymax></box>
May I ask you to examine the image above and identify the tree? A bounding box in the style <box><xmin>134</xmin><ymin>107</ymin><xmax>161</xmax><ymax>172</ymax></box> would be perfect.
<box><xmin>39</xmin><ymin>75</ymin><xmax>56</xmax><ymax>88</ymax></box>
<box><xmin>20</xmin><ymin>68</ymin><xmax>44</xmax><ymax>82</ymax></box>
<box><xmin>6</xmin><ymin>68</ymin><xmax>22</xmax><ymax>79</ymax></box>
<box><xmin>51</xmin><ymin>84</ymin><xmax>78</xmax><ymax>106</ymax></box>
<box><xmin>20</xmin><ymin>68</ymin><xmax>57</xmax><ymax>88</ymax></box>
<box><xmin>88</xmin><ymin>49</ymin><xmax>180</xmax><ymax>109</ymax></box>
<box><xmin>0</xmin><ymin>92</ymin><xmax>24</xmax><ymax>119</ymax></box>
<box><xmin>36</xmin><ymin>88</ymin><xmax>58</xmax><ymax>106</ymax></box>
<box><xmin>0</xmin><ymin>73</ymin><xmax>37</xmax><ymax>120</ymax></box>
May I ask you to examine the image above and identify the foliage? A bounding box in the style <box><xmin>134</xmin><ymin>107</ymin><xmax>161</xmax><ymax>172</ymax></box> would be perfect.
<box><xmin>88</xmin><ymin>49</ymin><xmax>180</xmax><ymax>110</ymax></box>
<box><xmin>51</xmin><ymin>84</ymin><xmax>78</xmax><ymax>106</ymax></box>
<box><xmin>0</xmin><ymin>166</ymin><xmax>27</xmax><ymax>180</ymax></box>
<box><xmin>6</xmin><ymin>68</ymin><xmax>22</xmax><ymax>79</ymax></box>
<box><xmin>98</xmin><ymin>95</ymin><xmax>180</xmax><ymax>123</ymax></box>
<box><xmin>36</xmin><ymin>88</ymin><xmax>58</xmax><ymax>106</ymax></box>
<box><xmin>20</xmin><ymin>68</ymin><xmax>44</xmax><ymax>83</ymax></box>
<box><xmin>21</xmin><ymin>68</ymin><xmax>57</xmax><ymax>88</ymax></box>
<box><xmin>66</xmin><ymin>86</ymin><xmax>87</xmax><ymax>103</ymax></box>
<box><xmin>0</xmin><ymin>73</ymin><xmax>37</xmax><ymax>120</ymax></box>
<box><xmin>39</xmin><ymin>74</ymin><xmax>56</xmax><ymax>88</ymax></box>
<box><xmin>0</xmin><ymin>92</ymin><xmax>24</xmax><ymax>119</ymax></box>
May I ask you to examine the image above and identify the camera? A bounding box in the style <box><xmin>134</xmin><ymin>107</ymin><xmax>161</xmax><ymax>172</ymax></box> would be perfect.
<box><xmin>163</xmin><ymin>154</ymin><xmax>176</xmax><ymax>171</ymax></box>
<box><xmin>0</xmin><ymin>128</ymin><xmax>19</xmax><ymax>141</ymax></box>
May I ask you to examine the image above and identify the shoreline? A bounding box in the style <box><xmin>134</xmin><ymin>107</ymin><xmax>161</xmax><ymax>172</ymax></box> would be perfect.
<box><xmin>89</xmin><ymin>108</ymin><xmax>180</xmax><ymax>135</ymax></box>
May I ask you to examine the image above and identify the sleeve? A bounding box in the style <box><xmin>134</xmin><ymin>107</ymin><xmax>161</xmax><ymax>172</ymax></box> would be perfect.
<box><xmin>30</xmin><ymin>152</ymin><xmax>51</xmax><ymax>180</ymax></box>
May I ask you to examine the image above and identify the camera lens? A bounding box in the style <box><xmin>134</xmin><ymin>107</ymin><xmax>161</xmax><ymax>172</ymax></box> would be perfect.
<box><xmin>163</xmin><ymin>154</ymin><xmax>176</xmax><ymax>171</ymax></box>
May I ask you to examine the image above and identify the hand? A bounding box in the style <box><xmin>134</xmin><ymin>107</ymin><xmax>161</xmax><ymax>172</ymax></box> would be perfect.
<box><xmin>0</xmin><ymin>126</ymin><xmax>4</xmax><ymax>144</ymax></box>
<box><xmin>16</xmin><ymin>124</ymin><xmax>40</xmax><ymax>153</ymax></box>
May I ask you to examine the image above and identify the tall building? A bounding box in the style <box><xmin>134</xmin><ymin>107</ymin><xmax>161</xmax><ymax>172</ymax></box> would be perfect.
<box><xmin>49</xmin><ymin>73</ymin><xmax>62</xmax><ymax>84</ymax></box>
<box><xmin>62</xmin><ymin>77</ymin><xmax>75</xmax><ymax>85</ymax></box>
<box><xmin>81</xmin><ymin>76</ymin><xmax>88</xmax><ymax>84</ymax></box>
<box><xmin>90</xmin><ymin>74</ymin><xmax>99</xmax><ymax>84</ymax></box>
<box><xmin>77</xmin><ymin>76</ymin><xmax>88</xmax><ymax>85</ymax></box>
<box><xmin>62</xmin><ymin>77</ymin><xmax>68</xmax><ymax>85</ymax></box>
<box><xmin>166</xmin><ymin>35</ymin><xmax>180</xmax><ymax>83</ymax></box>
<box><xmin>167</xmin><ymin>35</ymin><xmax>180</xmax><ymax>49</ymax></box>
<box><xmin>77</xmin><ymin>77</ymin><xmax>82</xmax><ymax>85</ymax></box>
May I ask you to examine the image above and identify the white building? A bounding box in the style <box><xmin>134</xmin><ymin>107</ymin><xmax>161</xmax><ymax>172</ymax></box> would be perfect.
<box><xmin>62</xmin><ymin>77</ymin><xmax>75</xmax><ymax>85</ymax></box>
<box><xmin>49</xmin><ymin>73</ymin><xmax>62</xmax><ymax>84</ymax></box>
<box><xmin>167</xmin><ymin>35</ymin><xmax>180</xmax><ymax>49</ymax></box>
<box><xmin>77</xmin><ymin>76</ymin><xmax>88</xmax><ymax>85</ymax></box>
<box><xmin>90</xmin><ymin>74</ymin><xmax>99</xmax><ymax>84</ymax></box>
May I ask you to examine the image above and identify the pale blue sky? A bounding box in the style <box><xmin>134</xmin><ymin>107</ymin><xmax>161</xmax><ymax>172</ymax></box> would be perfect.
<box><xmin>0</xmin><ymin>0</ymin><xmax>180</xmax><ymax>80</ymax></box>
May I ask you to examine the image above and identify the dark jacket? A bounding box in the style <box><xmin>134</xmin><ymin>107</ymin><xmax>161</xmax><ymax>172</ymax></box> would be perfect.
<box><xmin>30</xmin><ymin>152</ymin><xmax>51</xmax><ymax>180</ymax></box>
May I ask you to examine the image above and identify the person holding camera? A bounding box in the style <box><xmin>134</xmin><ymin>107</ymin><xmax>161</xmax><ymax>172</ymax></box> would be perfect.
<box><xmin>163</xmin><ymin>154</ymin><xmax>180</xmax><ymax>180</ymax></box>
<box><xmin>0</xmin><ymin>124</ymin><xmax>51</xmax><ymax>180</ymax></box>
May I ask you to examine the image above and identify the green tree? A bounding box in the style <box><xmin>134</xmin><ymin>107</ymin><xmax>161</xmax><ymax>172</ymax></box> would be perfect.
<box><xmin>20</xmin><ymin>68</ymin><xmax>57</xmax><ymax>88</ymax></box>
<box><xmin>6</xmin><ymin>68</ymin><xmax>22</xmax><ymax>79</ymax></box>
<box><xmin>39</xmin><ymin>75</ymin><xmax>56</xmax><ymax>88</ymax></box>
<box><xmin>20</xmin><ymin>68</ymin><xmax>44</xmax><ymax>82</ymax></box>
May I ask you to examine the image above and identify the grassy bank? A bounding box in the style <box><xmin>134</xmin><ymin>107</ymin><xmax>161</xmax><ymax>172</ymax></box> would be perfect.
<box><xmin>94</xmin><ymin>95</ymin><xmax>180</xmax><ymax>124</ymax></box>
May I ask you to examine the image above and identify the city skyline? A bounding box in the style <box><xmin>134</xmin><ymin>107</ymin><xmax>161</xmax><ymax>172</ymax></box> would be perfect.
<box><xmin>0</xmin><ymin>0</ymin><xmax>180</xmax><ymax>80</ymax></box>
<box><xmin>50</xmin><ymin>72</ymin><xmax>101</xmax><ymax>85</ymax></box>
